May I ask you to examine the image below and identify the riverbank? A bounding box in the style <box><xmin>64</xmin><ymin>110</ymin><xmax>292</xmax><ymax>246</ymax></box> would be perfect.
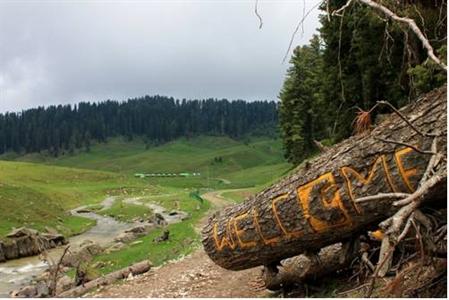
<box><xmin>88</xmin><ymin>190</ymin><xmax>270</xmax><ymax>298</ymax></box>
<box><xmin>1</xmin><ymin>183</ymin><xmax>214</xmax><ymax>296</ymax></box>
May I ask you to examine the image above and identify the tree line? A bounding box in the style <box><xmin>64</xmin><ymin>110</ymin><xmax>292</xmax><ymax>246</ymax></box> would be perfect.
<box><xmin>279</xmin><ymin>0</ymin><xmax>446</xmax><ymax>164</ymax></box>
<box><xmin>0</xmin><ymin>96</ymin><xmax>278</xmax><ymax>156</ymax></box>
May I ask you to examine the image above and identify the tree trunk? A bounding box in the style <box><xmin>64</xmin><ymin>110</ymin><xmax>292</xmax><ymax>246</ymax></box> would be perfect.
<box><xmin>58</xmin><ymin>260</ymin><xmax>151</xmax><ymax>297</ymax></box>
<box><xmin>202</xmin><ymin>86</ymin><xmax>447</xmax><ymax>271</ymax></box>
<box><xmin>262</xmin><ymin>243</ymin><xmax>350</xmax><ymax>290</ymax></box>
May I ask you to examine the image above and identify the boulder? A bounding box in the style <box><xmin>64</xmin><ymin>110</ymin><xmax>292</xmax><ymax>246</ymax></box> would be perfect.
<box><xmin>167</xmin><ymin>210</ymin><xmax>189</xmax><ymax>222</ymax></box>
<box><xmin>3</xmin><ymin>239</ymin><xmax>19</xmax><ymax>260</ymax></box>
<box><xmin>63</xmin><ymin>242</ymin><xmax>103</xmax><ymax>267</ymax></box>
<box><xmin>153</xmin><ymin>230</ymin><xmax>170</xmax><ymax>243</ymax></box>
<box><xmin>153</xmin><ymin>213</ymin><xmax>167</xmax><ymax>226</ymax></box>
<box><xmin>16</xmin><ymin>236</ymin><xmax>38</xmax><ymax>257</ymax></box>
<box><xmin>125</xmin><ymin>224</ymin><xmax>154</xmax><ymax>235</ymax></box>
<box><xmin>10</xmin><ymin>285</ymin><xmax>37</xmax><ymax>298</ymax></box>
<box><xmin>6</xmin><ymin>227</ymin><xmax>38</xmax><ymax>238</ymax></box>
<box><xmin>114</xmin><ymin>224</ymin><xmax>155</xmax><ymax>243</ymax></box>
<box><xmin>35</xmin><ymin>281</ymin><xmax>49</xmax><ymax>298</ymax></box>
<box><xmin>56</xmin><ymin>275</ymin><xmax>74</xmax><ymax>294</ymax></box>
<box><xmin>0</xmin><ymin>241</ymin><xmax>6</xmax><ymax>262</ymax></box>
<box><xmin>125</xmin><ymin>225</ymin><xmax>147</xmax><ymax>234</ymax></box>
<box><xmin>1</xmin><ymin>227</ymin><xmax>65</xmax><ymax>262</ymax></box>
<box><xmin>42</xmin><ymin>233</ymin><xmax>67</xmax><ymax>246</ymax></box>
<box><xmin>114</xmin><ymin>232</ymin><xmax>135</xmax><ymax>243</ymax></box>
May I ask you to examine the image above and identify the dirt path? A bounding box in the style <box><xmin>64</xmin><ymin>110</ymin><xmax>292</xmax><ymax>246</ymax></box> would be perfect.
<box><xmin>89</xmin><ymin>190</ymin><xmax>271</xmax><ymax>298</ymax></box>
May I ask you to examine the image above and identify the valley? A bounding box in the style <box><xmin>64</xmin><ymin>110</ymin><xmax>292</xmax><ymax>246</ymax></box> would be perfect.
<box><xmin>0</xmin><ymin>135</ymin><xmax>290</xmax><ymax>296</ymax></box>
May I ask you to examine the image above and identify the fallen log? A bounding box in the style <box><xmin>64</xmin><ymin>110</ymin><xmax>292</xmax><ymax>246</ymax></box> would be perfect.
<box><xmin>262</xmin><ymin>243</ymin><xmax>351</xmax><ymax>290</ymax></box>
<box><xmin>202</xmin><ymin>86</ymin><xmax>447</xmax><ymax>271</ymax></box>
<box><xmin>58</xmin><ymin>260</ymin><xmax>152</xmax><ymax>297</ymax></box>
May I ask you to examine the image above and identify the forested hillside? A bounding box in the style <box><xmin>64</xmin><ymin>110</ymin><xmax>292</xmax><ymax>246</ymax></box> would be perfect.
<box><xmin>0</xmin><ymin>97</ymin><xmax>278</xmax><ymax>156</ymax></box>
<box><xmin>279</xmin><ymin>0</ymin><xmax>446</xmax><ymax>164</ymax></box>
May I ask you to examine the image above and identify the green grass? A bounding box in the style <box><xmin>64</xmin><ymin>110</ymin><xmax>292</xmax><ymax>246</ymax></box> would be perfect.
<box><xmin>99</xmin><ymin>199</ymin><xmax>153</xmax><ymax>222</ymax></box>
<box><xmin>220</xmin><ymin>187</ymin><xmax>261</xmax><ymax>203</ymax></box>
<box><xmin>0</xmin><ymin>135</ymin><xmax>290</xmax><ymax>275</ymax></box>
<box><xmin>4</xmin><ymin>136</ymin><xmax>291</xmax><ymax>189</ymax></box>
<box><xmin>92</xmin><ymin>192</ymin><xmax>210</xmax><ymax>274</ymax></box>
<box><xmin>0</xmin><ymin>160</ymin><xmax>148</xmax><ymax>237</ymax></box>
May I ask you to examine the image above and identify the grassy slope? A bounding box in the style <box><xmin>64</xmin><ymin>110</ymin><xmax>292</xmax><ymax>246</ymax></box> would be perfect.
<box><xmin>0</xmin><ymin>160</ymin><xmax>149</xmax><ymax>237</ymax></box>
<box><xmin>0</xmin><ymin>135</ymin><xmax>290</xmax><ymax>271</ymax></box>
<box><xmin>93</xmin><ymin>192</ymin><xmax>210</xmax><ymax>274</ymax></box>
<box><xmin>7</xmin><ymin>136</ymin><xmax>291</xmax><ymax>189</ymax></box>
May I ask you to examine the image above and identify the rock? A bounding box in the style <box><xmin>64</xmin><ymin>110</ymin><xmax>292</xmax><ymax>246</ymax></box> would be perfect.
<box><xmin>10</xmin><ymin>285</ymin><xmax>37</xmax><ymax>298</ymax></box>
<box><xmin>44</xmin><ymin>226</ymin><xmax>58</xmax><ymax>235</ymax></box>
<box><xmin>114</xmin><ymin>232</ymin><xmax>135</xmax><ymax>243</ymax></box>
<box><xmin>114</xmin><ymin>224</ymin><xmax>155</xmax><ymax>243</ymax></box>
<box><xmin>154</xmin><ymin>213</ymin><xmax>168</xmax><ymax>226</ymax></box>
<box><xmin>16</xmin><ymin>236</ymin><xmax>38</xmax><ymax>257</ymax></box>
<box><xmin>106</xmin><ymin>242</ymin><xmax>126</xmax><ymax>253</ymax></box>
<box><xmin>56</xmin><ymin>275</ymin><xmax>74</xmax><ymax>294</ymax></box>
<box><xmin>126</xmin><ymin>272</ymin><xmax>134</xmax><ymax>281</ymax></box>
<box><xmin>0</xmin><ymin>241</ymin><xmax>6</xmax><ymax>262</ymax></box>
<box><xmin>6</xmin><ymin>227</ymin><xmax>38</xmax><ymax>238</ymax></box>
<box><xmin>0</xmin><ymin>227</ymin><xmax>63</xmax><ymax>262</ymax></box>
<box><xmin>63</xmin><ymin>242</ymin><xmax>103</xmax><ymax>267</ymax></box>
<box><xmin>130</xmin><ymin>240</ymin><xmax>143</xmax><ymax>246</ymax></box>
<box><xmin>125</xmin><ymin>225</ymin><xmax>147</xmax><ymax>234</ymax></box>
<box><xmin>168</xmin><ymin>210</ymin><xmax>190</xmax><ymax>221</ymax></box>
<box><xmin>36</xmin><ymin>281</ymin><xmax>49</xmax><ymax>297</ymax></box>
<box><xmin>75</xmin><ymin>208</ymin><xmax>92</xmax><ymax>214</ymax></box>
<box><xmin>42</xmin><ymin>233</ymin><xmax>66</xmax><ymax>245</ymax></box>
<box><xmin>3</xmin><ymin>239</ymin><xmax>19</xmax><ymax>260</ymax></box>
<box><xmin>153</xmin><ymin>230</ymin><xmax>170</xmax><ymax>243</ymax></box>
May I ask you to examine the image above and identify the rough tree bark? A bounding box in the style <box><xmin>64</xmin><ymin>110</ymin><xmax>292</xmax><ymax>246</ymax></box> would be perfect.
<box><xmin>202</xmin><ymin>86</ymin><xmax>447</xmax><ymax>271</ymax></box>
<box><xmin>58</xmin><ymin>260</ymin><xmax>151</xmax><ymax>297</ymax></box>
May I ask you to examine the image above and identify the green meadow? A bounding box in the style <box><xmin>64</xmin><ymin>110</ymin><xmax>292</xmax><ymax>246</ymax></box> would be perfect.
<box><xmin>0</xmin><ymin>135</ymin><xmax>290</xmax><ymax>272</ymax></box>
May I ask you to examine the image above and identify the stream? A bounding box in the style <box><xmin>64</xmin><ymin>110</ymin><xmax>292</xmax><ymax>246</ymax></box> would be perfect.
<box><xmin>0</xmin><ymin>197</ymin><xmax>131</xmax><ymax>297</ymax></box>
<box><xmin>0</xmin><ymin>196</ymin><xmax>187</xmax><ymax>297</ymax></box>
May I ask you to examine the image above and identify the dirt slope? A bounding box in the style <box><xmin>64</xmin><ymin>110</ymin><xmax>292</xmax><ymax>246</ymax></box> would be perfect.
<box><xmin>88</xmin><ymin>190</ymin><xmax>271</xmax><ymax>298</ymax></box>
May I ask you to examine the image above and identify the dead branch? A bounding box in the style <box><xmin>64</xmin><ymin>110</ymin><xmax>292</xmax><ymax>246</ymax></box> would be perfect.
<box><xmin>419</xmin><ymin>137</ymin><xmax>440</xmax><ymax>185</ymax></box>
<box><xmin>374</xmin><ymin>137</ymin><xmax>436</xmax><ymax>155</ymax></box>
<box><xmin>282</xmin><ymin>0</ymin><xmax>324</xmax><ymax>63</ymax></box>
<box><xmin>313</xmin><ymin>139</ymin><xmax>329</xmax><ymax>152</ymax></box>
<box><xmin>254</xmin><ymin>0</ymin><xmax>263</xmax><ymax>29</ymax></box>
<box><xmin>381</xmin><ymin>173</ymin><xmax>444</xmax><ymax>235</ymax></box>
<box><xmin>376</xmin><ymin>100</ymin><xmax>436</xmax><ymax>137</ymax></box>
<box><xmin>49</xmin><ymin>245</ymin><xmax>70</xmax><ymax>296</ymax></box>
<box><xmin>360</xmin><ymin>0</ymin><xmax>446</xmax><ymax>70</ymax></box>
<box><xmin>332</xmin><ymin>0</ymin><xmax>354</xmax><ymax>16</ymax></box>
<box><xmin>355</xmin><ymin>192</ymin><xmax>409</xmax><ymax>204</ymax></box>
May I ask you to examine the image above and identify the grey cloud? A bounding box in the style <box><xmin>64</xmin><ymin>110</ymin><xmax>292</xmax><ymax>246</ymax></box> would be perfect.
<box><xmin>0</xmin><ymin>0</ymin><xmax>321</xmax><ymax>112</ymax></box>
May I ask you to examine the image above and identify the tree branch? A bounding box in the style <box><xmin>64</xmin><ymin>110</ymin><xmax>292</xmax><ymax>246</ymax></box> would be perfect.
<box><xmin>254</xmin><ymin>0</ymin><xmax>263</xmax><ymax>29</ymax></box>
<box><xmin>357</xmin><ymin>0</ymin><xmax>447</xmax><ymax>70</ymax></box>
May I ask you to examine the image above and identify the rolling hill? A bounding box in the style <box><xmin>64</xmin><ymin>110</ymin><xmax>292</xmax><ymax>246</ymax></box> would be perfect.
<box><xmin>4</xmin><ymin>136</ymin><xmax>291</xmax><ymax>189</ymax></box>
<box><xmin>0</xmin><ymin>136</ymin><xmax>291</xmax><ymax>237</ymax></box>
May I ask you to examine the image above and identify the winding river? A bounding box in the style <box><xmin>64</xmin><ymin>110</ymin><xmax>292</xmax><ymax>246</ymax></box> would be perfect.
<box><xmin>0</xmin><ymin>197</ymin><xmax>131</xmax><ymax>297</ymax></box>
<box><xmin>0</xmin><ymin>196</ymin><xmax>187</xmax><ymax>297</ymax></box>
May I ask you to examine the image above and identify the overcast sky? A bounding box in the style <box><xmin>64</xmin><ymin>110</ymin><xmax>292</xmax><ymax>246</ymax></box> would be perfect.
<box><xmin>0</xmin><ymin>0</ymin><xmax>321</xmax><ymax>113</ymax></box>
